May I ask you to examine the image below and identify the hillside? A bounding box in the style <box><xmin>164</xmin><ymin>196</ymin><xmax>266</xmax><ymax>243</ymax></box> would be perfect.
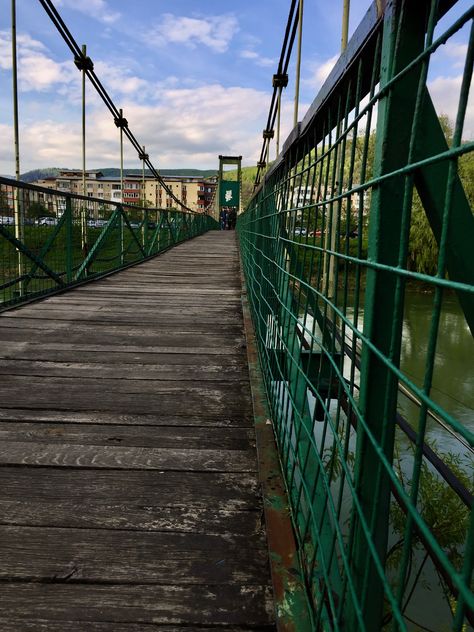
<box><xmin>20</xmin><ymin>167</ymin><xmax>218</xmax><ymax>183</ymax></box>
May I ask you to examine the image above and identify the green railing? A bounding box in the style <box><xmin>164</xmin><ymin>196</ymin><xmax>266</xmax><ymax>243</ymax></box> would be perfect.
<box><xmin>238</xmin><ymin>0</ymin><xmax>474</xmax><ymax>630</ymax></box>
<box><xmin>0</xmin><ymin>176</ymin><xmax>218</xmax><ymax>309</ymax></box>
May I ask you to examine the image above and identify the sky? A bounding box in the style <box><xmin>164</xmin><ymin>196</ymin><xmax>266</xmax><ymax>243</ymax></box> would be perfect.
<box><xmin>0</xmin><ymin>0</ymin><xmax>472</xmax><ymax>174</ymax></box>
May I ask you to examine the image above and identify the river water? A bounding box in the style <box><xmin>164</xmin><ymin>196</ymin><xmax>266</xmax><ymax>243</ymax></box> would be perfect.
<box><xmin>398</xmin><ymin>291</ymin><xmax>474</xmax><ymax>449</ymax></box>
<box><xmin>299</xmin><ymin>290</ymin><xmax>473</xmax><ymax>630</ymax></box>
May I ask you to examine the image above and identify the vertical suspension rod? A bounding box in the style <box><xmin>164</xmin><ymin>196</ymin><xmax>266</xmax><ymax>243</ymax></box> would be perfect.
<box><xmin>11</xmin><ymin>0</ymin><xmax>24</xmax><ymax>293</ymax></box>
<box><xmin>341</xmin><ymin>0</ymin><xmax>350</xmax><ymax>52</ymax></box>
<box><xmin>293</xmin><ymin>0</ymin><xmax>304</xmax><ymax>127</ymax></box>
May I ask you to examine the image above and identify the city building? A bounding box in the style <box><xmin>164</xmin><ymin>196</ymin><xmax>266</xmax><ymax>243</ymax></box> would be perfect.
<box><xmin>33</xmin><ymin>170</ymin><xmax>217</xmax><ymax>215</ymax></box>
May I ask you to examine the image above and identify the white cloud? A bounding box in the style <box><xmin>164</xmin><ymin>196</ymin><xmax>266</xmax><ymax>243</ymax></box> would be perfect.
<box><xmin>440</xmin><ymin>41</ymin><xmax>468</xmax><ymax>68</ymax></box>
<box><xmin>0</xmin><ymin>83</ymin><xmax>273</xmax><ymax>174</ymax></box>
<box><xmin>56</xmin><ymin>0</ymin><xmax>120</xmax><ymax>24</ymax></box>
<box><xmin>94</xmin><ymin>61</ymin><xmax>148</xmax><ymax>97</ymax></box>
<box><xmin>240</xmin><ymin>50</ymin><xmax>275</xmax><ymax>68</ymax></box>
<box><xmin>428</xmin><ymin>75</ymin><xmax>474</xmax><ymax>139</ymax></box>
<box><xmin>146</xmin><ymin>14</ymin><xmax>239</xmax><ymax>53</ymax></box>
<box><xmin>303</xmin><ymin>54</ymin><xmax>339</xmax><ymax>92</ymax></box>
<box><xmin>0</xmin><ymin>30</ymin><xmax>75</xmax><ymax>91</ymax></box>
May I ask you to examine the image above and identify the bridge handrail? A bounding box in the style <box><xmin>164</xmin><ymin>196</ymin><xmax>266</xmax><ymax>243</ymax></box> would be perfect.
<box><xmin>238</xmin><ymin>0</ymin><xmax>474</xmax><ymax>629</ymax></box>
<box><xmin>0</xmin><ymin>177</ymin><xmax>218</xmax><ymax>310</ymax></box>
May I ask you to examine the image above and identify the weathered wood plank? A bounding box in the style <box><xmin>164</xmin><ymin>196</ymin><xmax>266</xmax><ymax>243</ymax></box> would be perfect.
<box><xmin>0</xmin><ymin>359</ymin><xmax>249</xmax><ymax>381</ymax></box>
<box><xmin>0</xmin><ymin>341</ymin><xmax>244</xmax><ymax>355</ymax></box>
<box><xmin>0</xmin><ymin>328</ymin><xmax>244</xmax><ymax>347</ymax></box>
<box><xmin>0</xmin><ymin>500</ymin><xmax>263</xmax><ymax>536</ymax></box>
<box><xmin>0</xmin><ymin>345</ymin><xmax>246</xmax><ymax>366</ymax></box>
<box><xmin>0</xmin><ymin>621</ymin><xmax>270</xmax><ymax>632</ymax></box>
<box><xmin>0</xmin><ymin>441</ymin><xmax>257</xmax><ymax>471</ymax></box>
<box><xmin>0</xmin><ymin>584</ymin><xmax>274</xmax><ymax>627</ymax></box>
<box><xmin>0</xmin><ymin>387</ymin><xmax>252</xmax><ymax>417</ymax></box>
<box><xmin>0</xmin><ymin>318</ymin><xmax>245</xmax><ymax>336</ymax></box>
<box><xmin>0</xmin><ymin>422</ymin><xmax>255</xmax><ymax>450</ymax></box>
<box><xmin>0</xmin><ymin>525</ymin><xmax>269</xmax><ymax>584</ymax></box>
<box><xmin>0</xmin><ymin>408</ymin><xmax>254</xmax><ymax>427</ymax></box>
<box><xmin>0</xmin><ymin>374</ymin><xmax>252</xmax><ymax>396</ymax></box>
<box><xmin>0</xmin><ymin>467</ymin><xmax>261</xmax><ymax>509</ymax></box>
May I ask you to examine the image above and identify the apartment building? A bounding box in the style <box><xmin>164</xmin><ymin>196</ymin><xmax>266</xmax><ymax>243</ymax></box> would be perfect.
<box><xmin>34</xmin><ymin>170</ymin><xmax>216</xmax><ymax>214</ymax></box>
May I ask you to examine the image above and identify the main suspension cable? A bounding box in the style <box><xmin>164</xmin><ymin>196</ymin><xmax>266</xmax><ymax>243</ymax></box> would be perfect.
<box><xmin>253</xmin><ymin>0</ymin><xmax>299</xmax><ymax>190</ymax></box>
<box><xmin>37</xmin><ymin>0</ymin><xmax>197</xmax><ymax>213</ymax></box>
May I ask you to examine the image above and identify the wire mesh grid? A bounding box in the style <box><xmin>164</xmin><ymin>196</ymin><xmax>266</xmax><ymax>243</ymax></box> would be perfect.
<box><xmin>238</xmin><ymin>0</ymin><xmax>473</xmax><ymax>629</ymax></box>
<box><xmin>0</xmin><ymin>178</ymin><xmax>218</xmax><ymax>309</ymax></box>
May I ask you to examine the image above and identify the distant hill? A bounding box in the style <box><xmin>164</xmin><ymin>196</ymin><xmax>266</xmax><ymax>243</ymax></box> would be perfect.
<box><xmin>20</xmin><ymin>168</ymin><xmax>62</xmax><ymax>183</ymax></box>
<box><xmin>20</xmin><ymin>167</ymin><xmax>218</xmax><ymax>183</ymax></box>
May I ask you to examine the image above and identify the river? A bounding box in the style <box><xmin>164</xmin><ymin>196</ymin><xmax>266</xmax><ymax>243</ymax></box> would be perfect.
<box><xmin>300</xmin><ymin>289</ymin><xmax>473</xmax><ymax>630</ymax></box>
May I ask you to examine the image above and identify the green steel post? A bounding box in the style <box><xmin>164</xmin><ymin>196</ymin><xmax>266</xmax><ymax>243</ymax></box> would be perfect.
<box><xmin>119</xmin><ymin>206</ymin><xmax>124</xmax><ymax>265</ymax></box>
<box><xmin>75</xmin><ymin>208</ymin><xmax>120</xmax><ymax>281</ymax></box>
<box><xmin>142</xmin><ymin>208</ymin><xmax>148</xmax><ymax>254</ymax></box>
<box><xmin>65</xmin><ymin>197</ymin><xmax>73</xmax><ymax>283</ymax></box>
<box><xmin>0</xmin><ymin>224</ymin><xmax>64</xmax><ymax>287</ymax></box>
<box><xmin>23</xmin><ymin>210</ymin><xmax>68</xmax><ymax>292</ymax></box>
<box><xmin>415</xmin><ymin>92</ymin><xmax>474</xmax><ymax>335</ymax></box>
<box><xmin>349</xmin><ymin>2</ymin><xmax>429</xmax><ymax>629</ymax></box>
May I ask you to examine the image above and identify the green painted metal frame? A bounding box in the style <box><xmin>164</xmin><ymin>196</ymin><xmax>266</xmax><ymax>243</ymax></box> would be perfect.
<box><xmin>238</xmin><ymin>0</ymin><xmax>474</xmax><ymax>629</ymax></box>
<box><xmin>0</xmin><ymin>176</ymin><xmax>218</xmax><ymax>310</ymax></box>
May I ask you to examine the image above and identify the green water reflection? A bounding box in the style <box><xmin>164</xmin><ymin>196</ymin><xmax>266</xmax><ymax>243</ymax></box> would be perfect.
<box><xmin>399</xmin><ymin>292</ymin><xmax>474</xmax><ymax>451</ymax></box>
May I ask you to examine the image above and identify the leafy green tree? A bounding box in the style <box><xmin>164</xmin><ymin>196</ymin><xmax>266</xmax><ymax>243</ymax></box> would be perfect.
<box><xmin>27</xmin><ymin>201</ymin><xmax>54</xmax><ymax>219</ymax></box>
<box><xmin>408</xmin><ymin>115</ymin><xmax>473</xmax><ymax>275</ymax></box>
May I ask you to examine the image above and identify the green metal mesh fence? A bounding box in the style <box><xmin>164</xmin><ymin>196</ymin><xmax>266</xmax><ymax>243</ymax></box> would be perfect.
<box><xmin>0</xmin><ymin>177</ymin><xmax>218</xmax><ymax>309</ymax></box>
<box><xmin>238</xmin><ymin>0</ymin><xmax>474</xmax><ymax>629</ymax></box>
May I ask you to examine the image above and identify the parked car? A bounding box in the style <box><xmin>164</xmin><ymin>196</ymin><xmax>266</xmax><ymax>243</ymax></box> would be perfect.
<box><xmin>0</xmin><ymin>216</ymin><xmax>14</xmax><ymax>225</ymax></box>
<box><xmin>294</xmin><ymin>227</ymin><xmax>307</xmax><ymax>236</ymax></box>
<box><xmin>36</xmin><ymin>216</ymin><xmax>58</xmax><ymax>226</ymax></box>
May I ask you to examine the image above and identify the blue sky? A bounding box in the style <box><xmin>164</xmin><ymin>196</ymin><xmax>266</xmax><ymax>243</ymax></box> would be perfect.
<box><xmin>0</xmin><ymin>0</ymin><xmax>472</xmax><ymax>174</ymax></box>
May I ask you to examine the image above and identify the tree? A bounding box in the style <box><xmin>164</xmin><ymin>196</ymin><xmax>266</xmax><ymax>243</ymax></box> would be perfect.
<box><xmin>408</xmin><ymin>115</ymin><xmax>474</xmax><ymax>275</ymax></box>
<box><xmin>28</xmin><ymin>201</ymin><xmax>54</xmax><ymax>220</ymax></box>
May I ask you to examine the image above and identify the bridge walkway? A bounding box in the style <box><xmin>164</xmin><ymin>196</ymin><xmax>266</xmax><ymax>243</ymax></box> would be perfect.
<box><xmin>0</xmin><ymin>231</ymin><xmax>275</xmax><ymax>630</ymax></box>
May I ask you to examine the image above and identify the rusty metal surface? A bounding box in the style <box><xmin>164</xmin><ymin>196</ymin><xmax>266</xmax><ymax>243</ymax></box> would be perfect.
<box><xmin>240</xmin><ymin>270</ymin><xmax>313</xmax><ymax>632</ymax></box>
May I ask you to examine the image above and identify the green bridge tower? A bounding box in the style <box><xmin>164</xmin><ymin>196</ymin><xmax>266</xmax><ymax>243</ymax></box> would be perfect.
<box><xmin>217</xmin><ymin>155</ymin><xmax>242</xmax><ymax>221</ymax></box>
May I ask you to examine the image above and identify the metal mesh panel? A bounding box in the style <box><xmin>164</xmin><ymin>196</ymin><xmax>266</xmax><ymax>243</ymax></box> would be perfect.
<box><xmin>0</xmin><ymin>177</ymin><xmax>218</xmax><ymax>309</ymax></box>
<box><xmin>238</xmin><ymin>0</ymin><xmax>474</xmax><ymax>629</ymax></box>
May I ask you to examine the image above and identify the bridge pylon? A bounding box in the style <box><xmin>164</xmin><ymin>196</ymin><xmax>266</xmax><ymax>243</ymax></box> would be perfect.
<box><xmin>217</xmin><ymin>155</ymin><xmax>242</xmax><ymax>224</ymax></box>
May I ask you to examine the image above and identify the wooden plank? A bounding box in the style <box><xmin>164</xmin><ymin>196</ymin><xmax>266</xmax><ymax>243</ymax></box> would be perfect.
<box><xmin>0</xmin><ymin>341</ymin><xmax>243</xmax><ymax>356</ymax></box>
<box><xmin>0</xmin><ymin>328</ymin><xmax>244</xmax><ymax>347</ymax></box>
<box><xmin>0</xmin><ymin>318</ymin><xmax>245</xmax><ymax>336</ymax></box>
<box><xmin>0</xmin><ymin>441</ymin><xmax>257</xmax><ymax>471</ymax></box>
<box><xmin>0</xmin><ymin>359</ymin><xmax>249</xmax><ymax>381</ymax></box>
<box><xmin>0</xmin><ymin>374</ymin><xmax>252</xmax><ymax>395</ymax></box>
<box><xmin>0</xmin><ymin>621</ymin><xmax>269</xmax><ymax>632</ymax></box>
<box><xmin>0</xmin><ymin>346</ymin><xmax>246</xmax><ymax>367</ymax></box>
<box><xmin>0</xmin><ymin>422</ymin><xmax>255</xmax><ymax>450</ymax></box>
<box><xmin>2</xmin><ymin>311</ymin><xmax>241</xmax><ymax>324</ymax></box>
<box><xmin>0</xmin><ymin>584</ymin><xmax>274</xmax><ymax>627</ymax></box>
<box><xmin>0</xmin><ymin>500</ymin><xmax>262</xmax><ymax>536</ymax></box>
<box><xmin>0</xmin><ymin>525</ymin><xmax>269</xmax><ymax>584</ymax></box>
<box><xmin>0</xmin><ymin>408</ymin><xmax>254</xmax><ymax>427</ymax></box>
<box><xmin>0</xmin><ymin>388</ymin><xmax>252</xmax><ymax>417</ymax></box>
<box><xmin>0</xmin><ymin>467</ymin><xmax>262</xmax><ymax>510</ymax></box>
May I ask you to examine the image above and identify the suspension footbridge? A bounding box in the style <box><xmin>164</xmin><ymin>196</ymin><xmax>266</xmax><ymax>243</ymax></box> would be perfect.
<box><xmin>0</xmin><ymin>0</ymin><xmax>473</xmax><ymax>630</ymax></box>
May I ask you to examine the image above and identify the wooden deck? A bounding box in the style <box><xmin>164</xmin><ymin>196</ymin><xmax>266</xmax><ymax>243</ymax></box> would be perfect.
<box><xmin>0</xmin><ymin>232</ymin><xmax>275</xmax><ymax>630</ymax></box>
